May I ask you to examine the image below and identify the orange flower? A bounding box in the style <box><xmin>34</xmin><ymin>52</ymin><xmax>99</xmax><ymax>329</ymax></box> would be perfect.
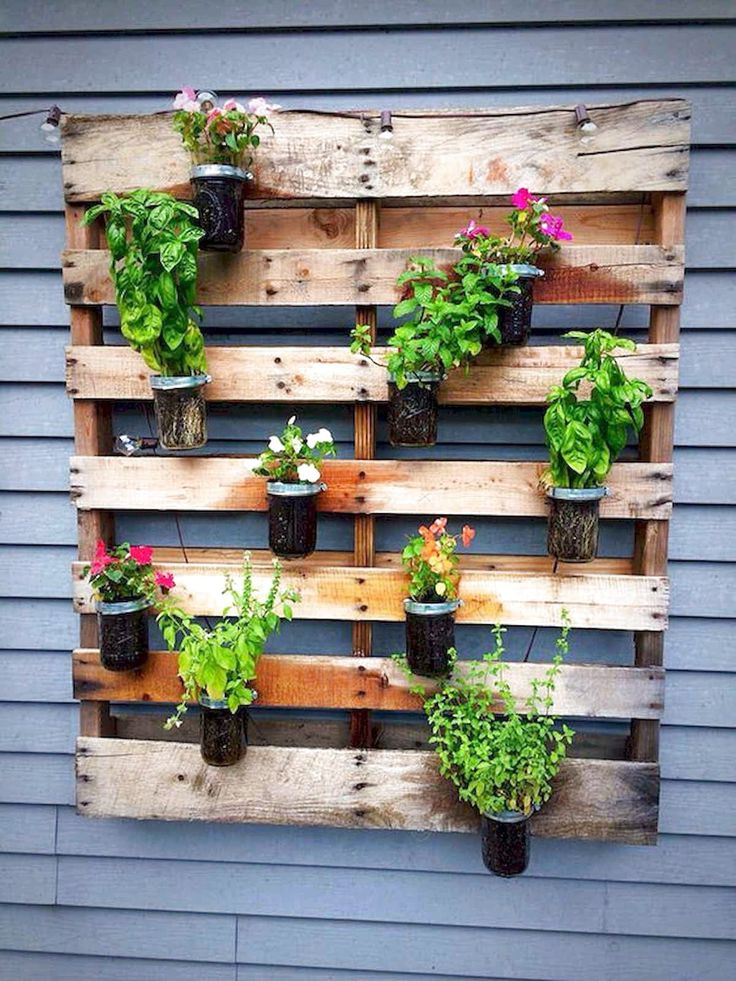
<box><xmin>429</xmin><ymin>517</ymin><xmax>448</xmax><ymax>535</ymax></box>
<box><xmin>461</xmin><ymin>525</ymin><xmax>476</xmax><ymax>547</ymax></box>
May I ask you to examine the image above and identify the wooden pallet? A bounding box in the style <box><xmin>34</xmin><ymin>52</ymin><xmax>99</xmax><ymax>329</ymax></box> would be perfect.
<box><xmin>61</xmin><ymin>100</ymin><xmax>689</xmax><ymax>843</ymax></box>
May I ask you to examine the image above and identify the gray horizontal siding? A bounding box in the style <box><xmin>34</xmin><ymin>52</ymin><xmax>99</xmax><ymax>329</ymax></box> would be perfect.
<box><xmin>1</xmin><ymin>5</ymin><xmax>734</xmax><ymax>980</ymax></box>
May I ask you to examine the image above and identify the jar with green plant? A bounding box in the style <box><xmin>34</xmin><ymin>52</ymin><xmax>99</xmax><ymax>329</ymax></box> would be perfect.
<box><xmin>542</xmin><ymin>329</ymin><xmax>653</xmax><ymax>562</ymax></box>
<box><xmin>85</xmin><ymin>541</ymin><xmax>175</xmax><ymax>672</ymax></box>
<box><xmin>253</xmin><ymin>416</ymin><xmax>336</xmax><ymax>559</ymax></box>
<box><xmin>82</xmin><ymin>189</ymin><xmax>209</xmax><ymax>451</ymax></box>
<box><xmin>402</xmin><ymin>617</ymin><xmax>575</xmax><ymax>876</ymax></box>
<box><xmin>350</xmin><ymin>257</ymin><xmax>481</xmax><ymax>446</ymax></box>
<box><xmin>454</xmin><ymin>189</ymin><xmax>573</xmax><ymax>346</ymax></box>
<box><xmin>400</xmin><ymin>518</ymin><xmax>475</xmax><ymax>677</ymax></box>
<box><xmin>159</xmin><ymin>552</ymin><xmax>299</xmax><ymax>766</ymax></box>
<box><xmin>172</xmin><ymin>88</ymin><xmax>279</xmax><ymax>252</ymax></box>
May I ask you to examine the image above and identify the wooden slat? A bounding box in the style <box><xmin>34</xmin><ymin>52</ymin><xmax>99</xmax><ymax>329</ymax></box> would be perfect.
<box><xmin>73</xmin><ymin>651</ymin><xmax>665</xmax><ymax>720</ymax></box>
<box><xmin>72</xmin><ymin>556</ymin><xmax>669</xmax><ymax>631</ymax></box>
<box><xmin>62</xmin><ymin>244</ymin><xmax>684</xmax><ymax>307</ymax></box>
<box><xmin>76</xmin><ymin>737</ymin><xmax>660</xmax><ymax>844</ymax></box>
<box><xmin>60</xmin><ymin>101</ymin><xmax>690</xmax><ymax>202</ymax></box>
<box><xmin>66</xmin><ymin>342</ymin><xmax>679</xmax><ymax>404</ymax></box>
<box><xmin>69</xmin><ymin>457</ymin><xmax>673</xmax><ymax>519</ymax></box>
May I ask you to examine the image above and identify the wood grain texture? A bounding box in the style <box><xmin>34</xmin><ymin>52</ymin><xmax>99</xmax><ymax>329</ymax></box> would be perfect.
<box><xmin>71</xmin><ymin>553</ymin><xmax>669</xmax><ymax>630</ymax></box>
<box><xmin>69</xmin><ymin>456</ymin><xmax>673</xmax><ymax>519</ymax></box>
<box><xmin>76</xmin><ymin>737</ymin><xmax>660</xmax><ymax>844</ymax></box>
<box><xmin>66</xmin><ymin>342</ymin><xmax>679</xmax><ymax>404</ymax></box>
<box><xmin>60</xmin><ymin>102</ymin><xmax>690</xmax><ymax>202</ymax></box>
<box><xmin>73</xmin><ymin>650</ymin><xmax>665</xmax><ymax>719</ymax></box>
<box><xmin>62</xmin><ymin>244</ymin><xmax>684</xmax><ymax>306</ymax></box>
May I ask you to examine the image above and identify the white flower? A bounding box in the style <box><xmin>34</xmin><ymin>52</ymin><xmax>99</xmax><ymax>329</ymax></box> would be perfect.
<box><xmin>435</xmin><ymin>582</ymin><xmax>447</xmax><ymax>596</ymax></box>
<box><xmin>248</xmin><ymin>96</ymin><xmax>281</xmax><ymax>118</ymax></box>
<box><xmin>223</xmin><ymin>98</ymin><xmax>246</xmax><ymax>113</ymax></box>
<box><xmin>306</xmin><ymin>428</ymin><xmax>333</xmax><ymax>449</ymax></box>
<box><xmin>290</xmin><ymin>436</ymin><xmax>303</xmax><ymax>453</ymax></box>
<box><xmin>268</xmin><ymin>435</ymin><xmax>285</xmax><ymax>453</ymax></box>
<box><xmin>287</xmin><ymin>415</ymin><xmax>296</xmax><ymax>426</ymax></box>
<box><xmin>297</xmin><ymin>463</ymin><xmax>321</xmax><ymax>483</ymax></box>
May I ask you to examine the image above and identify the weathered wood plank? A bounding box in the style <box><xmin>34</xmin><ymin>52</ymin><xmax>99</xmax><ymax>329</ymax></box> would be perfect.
<box><xmin>66</xmin><ymin>342</ymin><xmax>679</xmax><ymax>404</ymax></box>
<box><xmin>73</xmin><ymin>650</ymin><xmax>665</xmax><ymax>719</ymax></box>
<box><xmin>72</xmin><ymin>554</ymin><xmax>669</xmax><ymax>631</ymax></box>
<box><xmin>62</xmin><ymin>244</ymin><xmax>684</xmax><ymax>306</ymax></box>
<box><xmin>60</xmin><ymin>102</ymin><xmax>690</xmax><ymax>202</ymax></box>
<box><xmin>69</xmin><ymin>457</ymin><xmax>673</xmax><ymax>519</ymax></box>
<box><xmin>76</xmin><ymin>737</ymin><xmax>659</xmax><ymax>844</ymax></box>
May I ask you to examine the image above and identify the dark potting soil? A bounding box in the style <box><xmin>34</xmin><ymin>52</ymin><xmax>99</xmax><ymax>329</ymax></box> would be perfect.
<box><xmin>191</xmin><ymin>175</ymin><xmax>246</xmax><ymax>252</ymax></box>
<box><xmin>199</xmin><ymin>706</ymin><xmax>247</xmax><ymax>766</ymax></box>
<box><xmin>153</xmin><ymin>385</ymin><xmax>207</xmax><ymax>451</ymax></box>
<box><xmin>387</xmin><ymin>379</ymin><xmax>440</xmax><ymax>446</ymax></box>
<box><xmin>405</xmin><ymin>607</ymin><xmax>455</xmax><ymax>677</ymax></box>
<box><xmin>268</xmin><ymin>492</ymin><xmax>318</xmax><ymax>559</ymax></box>
<box><xmin>98</xmin><ymin>608</ymin><xmax>149</xmax><ymax>672</ymax></box>
<box><xmin>497</xmin><ymin>277</ymin><xmax>534</xmax><ymax>346</ymax></box>
<box><xmin>481</xmin><ymin>814</ymin><xmax>531</xmax><ymax>877</ymax></box>
<box><xmin>547</xmin><ymin>496</ymin><xmax>601</xmax><ymax>563</ymax></box>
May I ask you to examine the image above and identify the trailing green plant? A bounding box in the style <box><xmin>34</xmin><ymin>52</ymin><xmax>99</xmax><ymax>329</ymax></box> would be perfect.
<box><xmin>542</xmin><ymin>329</ymin><xmax>653</xmax><ymax>489</ymax></box>
<box><xmin>402</xmin><ymin>517</ymin><xmax>475</xmax><ymax>602</ymax></box>
<box><xmin>159</xmin><ymin>552</ymin><xmax>300</xmax><ymax>727</ymax></box>
<box><xmin>85</xmin><ymin>541</ymin><xmax>175</xmax><ymax>604</ymax></box>
<box><xmin>398</xmin><ymin>616</ymin><xmax>575</xmax><ymax>815</ymax></box>
<box><xmin>172</xmin><ymin>89</ymin><xmax>278</xmax><ymax>168</ymax></box>
<box><xmin>253</xmin><ymin>415</ymin><xmax>336</xmax><ymax>484</ymax></box>
<box><xmin>82</xmin><ymin>190</ymin><xmax>207</xmax><ymax>376</ymax></box>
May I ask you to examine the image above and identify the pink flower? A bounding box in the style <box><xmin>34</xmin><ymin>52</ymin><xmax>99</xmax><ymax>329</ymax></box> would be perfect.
<box><xmin>247</xmin><ymin>97</ymin><xmax>281</xmax><ymax>118</ymax></box>
<box><xmin>456</xmin><ymin>218</ymin><xmax>490</xmax><ymax>240</ymax></box>
<box><xmin>223</xmin><ymin>98</ymin><xmax>246</xmax><ymax>113</ymax></box>
<box><xmin>129</xmin><ymin>545</ymin><xmax>154</xmax><ymax>566</ymax></box>
<box><xmin>154</xmin><ymin>571</ymin><xmax>176</xmax><ymax>592</ymax></box>
<box><xmin>173</xmin><ymin>87</ymin><xmax>199</xmax><ymax>112</ymax></box>
<box><xmin>511</xmin><ymin>187</ymin><xmax>536</xmax><ymax>210</ymax></box>
<box><xmin>539</xmin><ymin>213</ymin><xmax>573</xmax><ymax>241</ymax></box>
<box><xmin>89</xmin><ymin>539</ymin><xmax>115</xmax><ymax>576</ymax></box>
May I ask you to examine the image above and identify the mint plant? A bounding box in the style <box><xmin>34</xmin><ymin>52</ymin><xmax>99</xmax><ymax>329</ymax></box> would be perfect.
<box><xmin>543</xmin><ymin>330</ymin><xmax>653</xmax><ymax>489</ymax></box>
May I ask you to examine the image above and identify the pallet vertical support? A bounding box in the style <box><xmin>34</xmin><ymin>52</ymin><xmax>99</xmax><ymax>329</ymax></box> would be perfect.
<box><xmin>629</xmin><ymin>191</ymin><xmax>686</xmax><ymax>763</ymax></box>
<box><xmin>350</xmin><ymin>199</ymin><xmax>380</xmax><ymax>748</ymax></box>
<box><xmin>65</xmin><ymin>205</ymin><xmax>116</xmax><ymax>738</ymax></box>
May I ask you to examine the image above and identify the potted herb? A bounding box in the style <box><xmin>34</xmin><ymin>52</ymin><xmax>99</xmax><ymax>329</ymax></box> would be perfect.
<box><xmin>172</xmin><ymin>88</ymin><xmax>279</xmax><ymax>252</ymax></box>
<box><xmin>160</xmin><ymin>553</ymin><xmax>299</xmax><ymax>766</ymax></box>
<box><xmin>408</xmin><ymin>619</ymin><xmax>574</xmax><ymax>876</ymax></box>
<box><xmin>351</xmin><ymin>258</ymin><xmax>480</xmax><ymax>447</ymax></box>
<box><xmin>83</xmin><ymin>190</ymin><xmax>209</xmax><ymax>451</ymax></box>
<box><xmin>543</xmin><ymin>329</ymin><xmax>653</xmax><ymax>562</ymax></box>
<box><xmin>401</xmin><ymin>518</ymin><xmax>475</xmax><ymax>676</ymax></box>
<box><xmin>253</xmin><ymin>416</ymin><xmax>336</xmax><ymax>559</ymax></box>
<box><xmin>85</xmin><ymin>541</ymin><xmax>175</xmax><ymax>672</ymax></box>
<box><xmin>454</xmin><ymin>190</ymin><xmax>573</xmax><ymax>346</ymax></box>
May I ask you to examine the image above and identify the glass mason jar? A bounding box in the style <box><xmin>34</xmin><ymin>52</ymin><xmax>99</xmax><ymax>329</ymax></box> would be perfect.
<box><xmin>190</xmin><ymin>164</ymin><xmax>252</xmax><ymax>253</ymax></box>
<box><xmin>404</xmin><ymin>598</ymin><xmax>461</xmax><ymax>677</ymax></box>
<box><xmin>546</xmin><ymin>486</ymin><xmax>609</xmax><ymax>563</ymax></box>
<box><xmin>266</xmin><ymin>481</ymin><xmax>326</xmax><ymax>559</ymax></box>
<box><xmin>493</xmin><ymin>264</ymin><xmax>544</xmax><ymax>347</ymax></box>
<box><xmin>96</xmin><ymin>596</ymin><xmax>152</xmax><ymax>672</ymax></box>
<box><xmin>150</xmin><ymin>374</ymin><xmax>210</xmax><ymax>451</ymax></box>
<box><xmin>481</xmin><ymin>810</ymin><xmax>531</xmax><ymax>877</ymax></box>
<box><xmin>387</xmin><ymin>371</ymin><xmax>444</xmax><ymax>447</ymax></box>
<box><xmin>199</xmin><ymin>695</ymin><xmax>248</xmax><ymax>766</ymax></box>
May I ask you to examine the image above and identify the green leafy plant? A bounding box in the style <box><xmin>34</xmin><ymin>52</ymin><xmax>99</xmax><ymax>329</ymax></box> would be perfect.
<box><xmin>402</xmin><ymin>518</ymin><xmax>475</xmax><ymax>602</ymax></box>
<box><xmin>172</xmin><ymin>89</ymin><xmax>278</xmax><ymax>168</ymax></box>
<box><xmin>252</xmin><ymin>415</ymin><xmax>336</xmax><ymax>484</ymax></box>
<box><xmin>82</xmin><ymin>190</ymin><xmax>207</xmax><ymax>377</ymax></box>
<box><xmin>401</xmin><ymin>617</ymin><xmax>575</xmax><ymax>815</ymax></box>
<box><xmin>85</xmin><ymin>541</ymin><xmax>175</xmax><ymax>604</ymax></box>
<box><xmin>159</xmin><ymin>553</ymin><xmax>300</xmax><ymax>728</ymax></box>
<box><xmin>542</xmin><ymin>329</ymin><xmax>653</xmax><ymax>489</ymax></box>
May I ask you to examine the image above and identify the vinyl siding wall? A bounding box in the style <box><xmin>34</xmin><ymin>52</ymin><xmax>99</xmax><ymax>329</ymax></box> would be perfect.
<box><xmin>0</xmin><ymin>3</ymin><xmax>735</xmax><ymax>979</ymax></box>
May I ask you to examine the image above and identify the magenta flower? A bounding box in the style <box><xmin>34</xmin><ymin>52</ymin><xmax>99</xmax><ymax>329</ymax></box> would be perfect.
<box><xmin>154</xmin><ymin>571</ymin><xmax>176</xmax><ymax>592</ymax></box>
<box><xmin>129</xmin><ymin>545</ymin><xmax>154</xmax><ymax>566</ymax></box>
<box><xmin>456</xmin><ymin>218</ymin><xmax>490</xmax><ymax>240</ymax></box>
<box><xmin>511</xmin><ymin>187</ymin><xmax>535</xmax><ymax>210</ymax></box>
<box><xmin>540</xmin><ymin>213</ymin><xmax>573</xmax><ymax>241</ymax></box>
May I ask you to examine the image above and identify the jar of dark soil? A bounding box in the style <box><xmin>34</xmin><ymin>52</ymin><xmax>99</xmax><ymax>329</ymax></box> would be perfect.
<box><xmin>266</xmin><ymin>480</ymin><xmax>326</xmax><ymax>559</ymax></box>
<box><xmin>481</xmin><ymin>810</ymin><xmax>531</xmax><ymax>877</ymax></box>
<box><xmin>387</xmin><ymin>371</ymin><xmax>444</xmax><ymax>447</ymax></box>
<box><xmin>96</xmin><ymin>596</ymin><xmax>152</xmax><ymax>672</ymax></box>
<box><xmin>150</xmin><ymin>374</ymin><xmax>210</xmax><ymax>451</ymax></box>
<box><xmin>494</xmin><ymin>264</ymin><xmax>544</xmax><ymax>347</ymax></box>
<box><xmin>404</xmin><ymin>598</ymin><xmax>461</xmax><ymax>677</ymax></box>
<box><xmin>190</xmin><ymin>164</ymin><xmax>251</xmax><ymax>253</ymax></box>
<box><xmin>199</xmin><ymin>695</ymin><xmax>248</xmax><ymax>766</ymax></box>
<box><xmin>547</xmin><ymin>486</ymin><xmax>608</xmax><ymax>563</ymax></box>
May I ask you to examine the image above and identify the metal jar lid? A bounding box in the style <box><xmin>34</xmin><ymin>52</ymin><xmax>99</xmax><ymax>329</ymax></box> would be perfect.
<box><xmin>389</xmin><ymin>370</ymin><xmax>446</xmax><ymax>384</ymax></box>
<box><xmin>404</xmin><ymin>598</ymin><xmax>462</xmax><ymax>616</ymax></box>
<box><xmin>190</xmin><ymin>164</ymin><xmax>252</xmax><ymax>181</ymax></box>
<box><xmin>496</xmin><ymin>263</ymin><xmax>545</xmax><ymax>279</ymax></box>
<box><xmin>198</xmin><ymin>693</ymin><xmax>231</xmax><ymax>710</ymax></box>
<box><xmin>266</xmin><ymin>480</ymin><xmax>327</xmax><ymax>497</ymax></box>
<box><xmin>483</xmin><ymin>809</ymin><xmax>531</xmax><ymax>824</ymax></box>
<box><xmin>149</xmin><ymin>374</ymin><xmax>211</xmax><ymax>391</ymax></box>
<box><xmin>96</xmin><ymin>596</ymin><xmax>153</xmax><ymax>615</ymax></box>
<box><xmin>546</xmin><ymin>486</ymin><xmax>609</xmax><ymax>501</ymax></box>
